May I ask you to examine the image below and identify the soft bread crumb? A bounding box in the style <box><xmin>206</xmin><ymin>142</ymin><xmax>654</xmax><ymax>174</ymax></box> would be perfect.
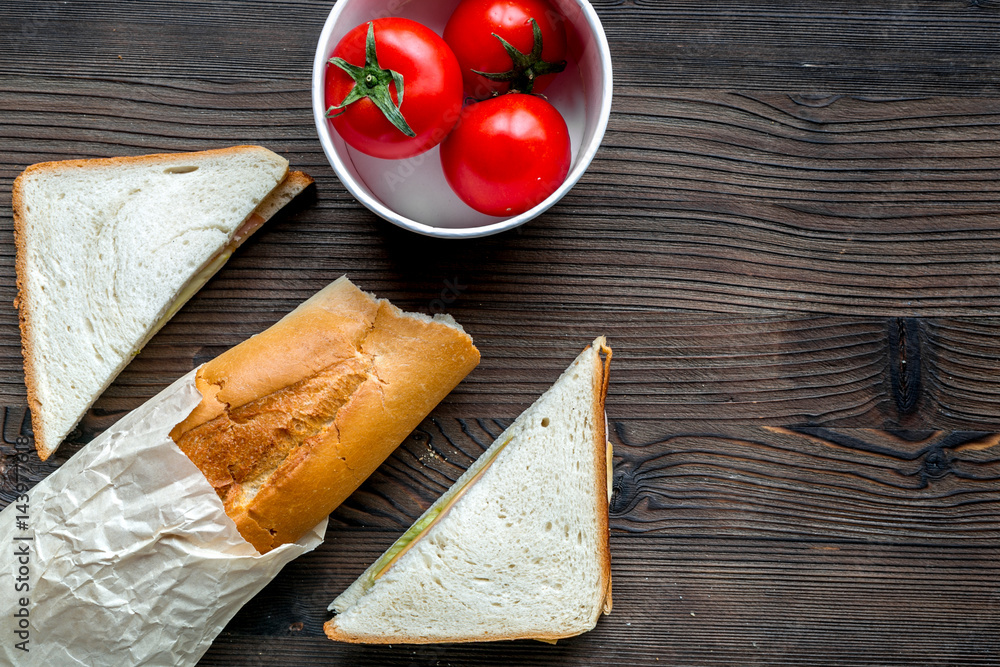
<box><xmin>407</xmin><ymin>310</ymin><xmax>465</xmax><ymax>334</ymax></box>
<box><xmin>326</xmin><ymin>340</ymin><xmax>610</xmax><ymax>643</ymax></box>
<box><xmin>14</xmin><ymin>146</ymin><xmax>291</xmax><ymax>458</ymax></box>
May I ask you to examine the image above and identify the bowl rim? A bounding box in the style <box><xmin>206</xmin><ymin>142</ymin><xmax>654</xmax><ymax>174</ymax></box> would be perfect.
<box><xmin>311</xmin><ymin>0</ymin><xmax>613</xmax><ymax>240</ymax></box>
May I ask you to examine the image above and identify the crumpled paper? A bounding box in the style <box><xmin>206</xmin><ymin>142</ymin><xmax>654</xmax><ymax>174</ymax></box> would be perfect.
<box><xmin>0</xmin><ymin>369</ymin><xmax>327</xmax><ymax>666</ymax></box>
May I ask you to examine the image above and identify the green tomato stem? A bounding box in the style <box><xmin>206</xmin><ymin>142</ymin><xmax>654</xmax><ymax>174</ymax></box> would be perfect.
<box><xmin>472</xmin><ymin>18</ymin><xmax>567</xmax><ymax>95</ymax></box>
<box><xmin>325</xmin><ymin>22</ymin><xmax>416</xmax><ymax>138</ymax></box>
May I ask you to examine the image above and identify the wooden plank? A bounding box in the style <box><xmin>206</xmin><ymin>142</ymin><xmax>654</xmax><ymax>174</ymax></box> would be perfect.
<box><xmin>9</xmin><ymin>313</ymin><xmax>1000</xmax><ymax>448</ymax></box>
<box><xmin>604</xmin><ymin>0</ymin><xmax>1000</xmax><ymax>95</ymax></box>
<box><xmin>0</xmin><ymin>304</ymin><xmax>995</xmax><ymax>660</ymax></box>
<box><xmin>9</xmin><ymin>413</ymin><xmax>999</xmax><ymax>544</ymax></box>
<box><xmin>3</xmin><ymin>82</ymin><xmax>1000</xmax><ymax>316</ymax></box>
<box><xmin>190</xmin><ymin>421</ymin><xmax>1000</xmax><ymax>665</ymax></box>
<box><xmin>2</xmin><ymin>1</ymin><xmax>1000</xmax><ymax>95</ymax></box>
<box><xmin>198</xmin><ymin>535</ymin><xmax>1000</xmax><ymax>666</ymax></box>
<box><xmin>326</xmin><ymin>420</ymin><xmax>1000</xmax><ymax>543</ymax></box>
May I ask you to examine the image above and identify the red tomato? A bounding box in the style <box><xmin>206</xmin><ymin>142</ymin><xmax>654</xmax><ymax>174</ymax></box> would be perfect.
<box><xmin>441</xmin><ymin>94</ymin><xmax>571</xmax><ymax>217</ymax></box>
<box><xmin>325</xmin><ymin>18</ymin><xmax>463</xmax><ymax>160</ymax></box>
<box><xmin>444</xmin><ymin>0</ymin><xmax>568</xmax><ymax>97</ymax></box>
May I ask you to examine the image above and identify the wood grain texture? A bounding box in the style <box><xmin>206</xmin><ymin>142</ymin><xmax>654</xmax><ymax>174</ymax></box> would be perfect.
<box><xmin>2</xmin><ymin>0</ymin><xmax>1000</xmax><ymax>94</ymax></box>
<box><xmin>3</xmin><ymin>80</ymin><xmax>1000</xmax><ymax>317</ymax></box>
<box><xmin>326</xmin><ymin>420</ymin><xmax>1000</xmax><ymax>542</ymax></box>
<box><xmin>191</xmin><ymin>421</ymin><xmax>1000</xmax><ymax>665</ymax></box>
<box><xmin>2</xmin><ymin>1</ymin><xmax>1000</xmax><ymax>665</ymax></box>
<box><xmin>602</xmin><ymin>0</ymin><xmax>1000</xmax><ymax>95</ymax></box>
<box><xmin>7</xmin><ymin>313</ymin><xmax>1000</xmax><ymax>454</ymax></box>
<box><xmin>199</xmin><ymin>536</ymin><xmax>1000</xmax><ymax>666</ymax></box>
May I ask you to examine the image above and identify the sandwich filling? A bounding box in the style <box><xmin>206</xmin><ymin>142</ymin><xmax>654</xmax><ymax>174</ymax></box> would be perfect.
<box><xmin>144</xmin><ymin>190</ymin><xmax>293</xmax><ymax>353</ymax></box>
<box><xmin>325</xmin><ymin>339</ymin><xmax>611</xmax><ymax>643</ymax></box>
<box><xmin>13</xmin><ymin>146</ymin><xmax>296</xmax><ymax>459</ymax></box>
<box><xmin>364</xmin><ymin>436</ymin><xmax>515</xmax><ymax>587</ymax></box>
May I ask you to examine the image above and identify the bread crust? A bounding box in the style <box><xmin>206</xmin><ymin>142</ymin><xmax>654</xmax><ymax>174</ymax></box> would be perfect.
<box><xmin>324</xmin><ymin>338</ymin><xmax>612</xmax><ymax>645</ymax></box>
<box><xmin>13</xmin><ymin>144</ymin><xmax>281</xmax><ymax>182</ymax></box>
<box><xmin>12</xmin><ymin>146</ymin><xmax>299</xmax><ymax>460</ymax></box>
<box><xmin>250</xmin><ymin>170</ymin><xmax>313</xmax><ymax>223</ymax></box>
<box><xmin>11</xmin><ymin>169</ymin><xmax>43</xmax><ymax>454</ymax></box>
<box><xmin>594</xmin><ymin>338</ymin><xmax>614</xmax><ymax>618</ymax></box>
<box><xmin>172</xmin><ymin>277</ymin><xmax>480</xmax><ymax>554</ymax></box>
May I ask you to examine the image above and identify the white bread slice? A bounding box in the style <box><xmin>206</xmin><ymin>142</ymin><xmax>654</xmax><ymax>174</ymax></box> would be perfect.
<box><xmin>325</xmin><ymin>337</ymin><xmax>613</xmax><ymax>644</ymax></box>
<box><xmin>12</xmin><ymin>146</ymin><xmax>310</xmax><ymax>460</ymax></box>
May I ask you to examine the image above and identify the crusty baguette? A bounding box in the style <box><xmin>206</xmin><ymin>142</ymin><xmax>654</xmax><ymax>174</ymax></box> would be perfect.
<box><xmin>170</xmin><ymin>276</ymin><xmax>481</xmax><ymax>554</ymax></box>
<box><xmin>324</xmin><ymin>338</ymin><xmax>612</xmax><ymax>644</ymax></box>
<box><xmin>13</xmin><ymin>146</ymin><xmax>311</xmax><ymax>460</ymax></box>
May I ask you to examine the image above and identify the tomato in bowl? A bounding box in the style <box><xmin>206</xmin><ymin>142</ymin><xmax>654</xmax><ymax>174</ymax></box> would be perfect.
<box><xmin>311</xmin><ymin>0</ymin><xmax>613</xmax><ymax>239</ymax></box>
<box><xmin>324</xmin><ymin>18</ymin><xmax>463</xmax><ymax>160</ymax></box>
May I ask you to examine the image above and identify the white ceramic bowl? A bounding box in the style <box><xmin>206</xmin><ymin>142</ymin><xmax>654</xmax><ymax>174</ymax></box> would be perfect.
<box><xmin>311</xmin><ymin>0</ymin><xmax>613</xmax><ymax>239</ymax></box>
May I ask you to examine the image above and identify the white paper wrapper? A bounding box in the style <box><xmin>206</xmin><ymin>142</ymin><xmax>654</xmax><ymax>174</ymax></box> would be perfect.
<box><xmin>0</xmin><ymin>369</ymin><xmax>327</xmax><ymax>666</ymax></box>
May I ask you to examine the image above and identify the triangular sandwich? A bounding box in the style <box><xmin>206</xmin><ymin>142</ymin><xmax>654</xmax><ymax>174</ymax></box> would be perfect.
<box><xmin>325</xmin><ymin>337</ymin><xmax>613</xmax><ymax>644</ymax></box>
<box><xmin>13</xmin><ymin>146</ymin><xmax>312</xmax><ymax>460</ymax></box>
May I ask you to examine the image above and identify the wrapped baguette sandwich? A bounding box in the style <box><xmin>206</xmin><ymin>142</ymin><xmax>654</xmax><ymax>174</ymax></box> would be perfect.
<box><xmin>326</xmin><ymin>337</ymin><xmax>612</xmax><ymax>643</ymax></box>
<box><xmin>172</xmin><ymin>275</ymin><xmax>481</xmax><ymax>554</ymax></box>
<box><xmin>0</xmin><ymin>277</ymin><xmax>479</xmax><ymax>666</ymax></box>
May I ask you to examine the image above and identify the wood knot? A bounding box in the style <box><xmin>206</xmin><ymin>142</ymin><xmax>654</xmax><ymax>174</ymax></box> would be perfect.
<box><xmin>887</xmin><ymin>318</ymin><xmax>922</xmax><ymax>420</ymax></box>
<box><xmin>789</xmin><ymin>94</ymin><xmax>843</xmax><ymax>108</ymax></box>
<box><xmin>609</xmin><ymin>462</ymin><xmax>639</xmax><ymax>516</ymax></box>
<box><xmin>922</xmin><ymin>448</ymin><xmax>952</xmax><ymax>481</ymax></box>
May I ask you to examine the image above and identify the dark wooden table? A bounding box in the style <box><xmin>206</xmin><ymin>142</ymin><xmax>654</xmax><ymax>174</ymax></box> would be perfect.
<box><xmin>3</xmin><ymin>1</ymin><xmax>1000</xmax><ymax>664</ymax></box>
